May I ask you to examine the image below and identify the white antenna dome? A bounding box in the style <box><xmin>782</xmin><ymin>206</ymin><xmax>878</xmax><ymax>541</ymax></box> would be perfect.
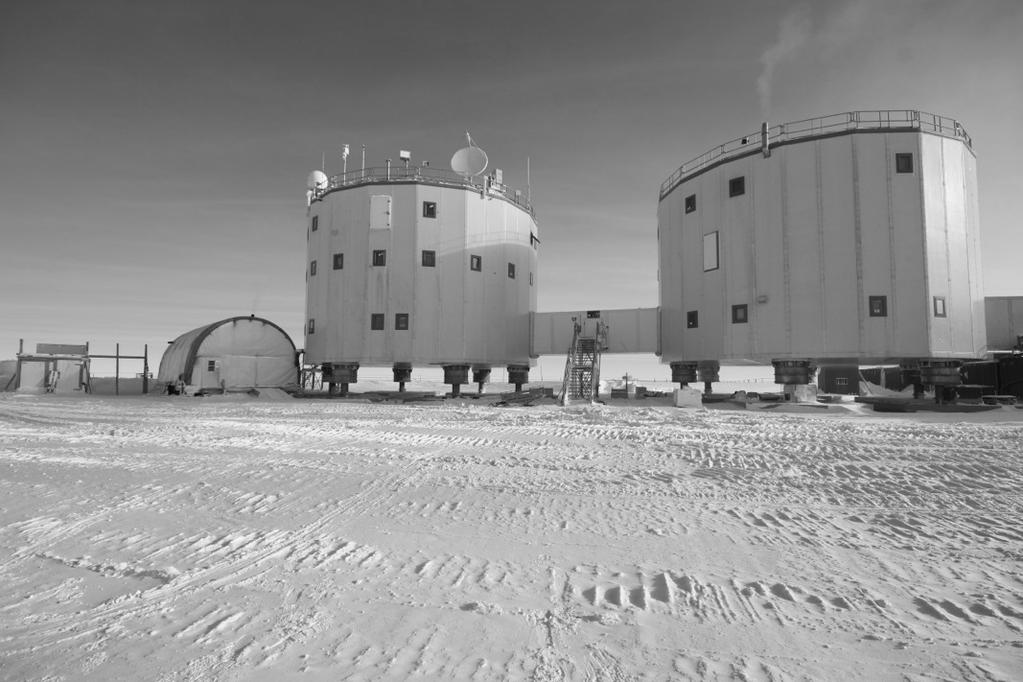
<box><xmin>450</xmin><ymin>133</ymin><xmax>488</xmax><ymax>177</ymax></box>
<box><xmin>307</xmin><ymin>170</ymin><xmax>329</xmax><ymax>191</ymax></box>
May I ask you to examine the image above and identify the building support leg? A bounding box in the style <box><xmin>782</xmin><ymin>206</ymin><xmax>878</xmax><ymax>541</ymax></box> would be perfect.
<box><xmin>325</xmin><ymin>363</ymin><xmax>358</xmax><ymax>398</ymax></box>
<box><xmin>670</xmin><ymin>361</ymin><xmax>699</xmax><ymax>390</ymax></box>
<box><xmin>443</xmin><ymin>364</ymin><xmax>469</xmax><ymax>398</ymax></box>
<box><xmin>472</xmin><ymin>367</ymin><xmax>491</xmax><ymax>395</ymax></box>
<box><xmin>507</xmin><ymin>365</ymin><xmax>530</xmax><ymax>393</ymax></box>
<box><xmin>697</xmin><ymin>360</ymin><xmax>720</xmax><ymax>396</ymax></box>
<box><xmin>919</xmin><ymin>359</ymin><xmax>963</xmax><ymax>405</ymax></box>
<box><xmin>772</xmin><ymin>359</ymin><xmax>814</xmax><ymax>402</ymax></box>
<box><xmin>392</xmin><ymin>363</ymin><xmax>412</xmax><ymax>393</ymax></box>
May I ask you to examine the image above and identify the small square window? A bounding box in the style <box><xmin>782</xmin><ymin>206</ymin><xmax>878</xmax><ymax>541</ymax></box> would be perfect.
<box><xmin>421</xmin><ymin>250</ymin><xmax>436</xmax><ymax>267</ymax></box>
<box><xmin>686</xmin><ymin>310</ymin><xmax>699</xmax><ymax>329</ymax></box>
<box><xmin>307</xmin><ymin>319</ymin><xmax>315</xmax><ymax>334</ymax></box>
<box><xmin>372</xmin><ymin>249</ymin><xmax>386</xmax><ymax>266</ymax></box>
<box><xmin>685</xmin><ymin>194</ymin><xmax>696</xmax><ymax>214</ymax></box>
<box><xmin>422</xmin><ymin>201</ymin><xmax>437</xmax><ymax>218</ymax></box>
<box><xmin>896</xmin><ymin>153</ymin><xmax>914</xmax><ymax>174</ymax></box>
<box><xmin>933</xmin><ymin>296</ymin><xmax>947</xmax><ymax>317</ymax></box>
<box><xmin>370</xmin><ymin>313</ymin><xmax>384</xmax><ymax>330</ymax></box>
<box><xmin>333</xmin><ymin>253</ymin><xmax>343</xmax><ymax>270</ymax></box>
<box><xmin>309</xmin><ymin>260</ymin><xmax>317</xmax><ymax>276</ymax></box>
<box><xmin>470</xmin><ymin>254</ymin><xmax>482</xmax><ymax>271</ymax></box>
<box><xmin>732</xmin><ymin>304</ymin><xmax>748</xmax><ymax>324</ymax></box>
<box><xmin>729</xmin><ymin>176</ymin><xmax>745</xmax><ymax>197</ymax></box>
<box><xmin>207</xmin><ymin>360</ymin><xmax>217</xmax><ymax>372</ymax></box>
<box><xmin>869</xmin><ymin>295</ymin><xmax>888</xmax><ymax>317</ymax></box>
<box><xmin>703</xmin><ymin>231</ymin><xmax>719</xmax><ymax>272</ymax></box>
<box><xmin>395</xmin><ymin>313</ymin><xmax>409</xmax><ymax>330</ymax></box>
<box><xmin>508</xmin><ymin>262</ymin><xmax>516</xmax><ymax>279</ymax></box>
<box><xmin>311</xmin><ymin>215</ymin><xmax>318</xmax><ymax>231</ymax></box>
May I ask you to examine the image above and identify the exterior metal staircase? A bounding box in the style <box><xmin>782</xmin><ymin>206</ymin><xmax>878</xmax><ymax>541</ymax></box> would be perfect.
<box><xmin>560</xmin><ymin>318</ymin><xmax>608</xmax><ymax>405</ymax></box>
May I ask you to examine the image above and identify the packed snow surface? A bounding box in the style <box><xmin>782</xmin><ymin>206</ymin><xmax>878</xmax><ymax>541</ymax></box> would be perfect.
<box><xmin>1</xmin><ymin>392</ymin><xmax>1022</xmax><ymax>680</ymax></box>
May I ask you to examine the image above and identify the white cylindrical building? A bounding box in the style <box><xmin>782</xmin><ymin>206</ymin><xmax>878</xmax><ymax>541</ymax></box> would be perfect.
<box><xmin>657</xmin><ymin>110</ymin><xmax>984</xmax><ymax>389</ymax></box>
<box><xmin>304</xmin><ymin>154</ymin><xmax>538</xmax><ymax>393</ymax></box>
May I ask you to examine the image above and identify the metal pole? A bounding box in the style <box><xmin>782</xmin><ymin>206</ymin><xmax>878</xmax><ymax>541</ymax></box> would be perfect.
<box><xmin>142</xmin><ymin>344</ymin><xmax>149</xmax><ymax>394</ymax></box>
<box><xmin>361</xmin><ymin>145</ymin><xmax>366</xmax><ymax>179</ymax></box>
<box><xmin>115</xmin><ymin>343</ymin><xmax>120</xmax><ymax>396</ymax></box>
<box><xmin>15</xmin><ymin>339</ymin><xmax>23</xmax><ymax>391</ymax></box>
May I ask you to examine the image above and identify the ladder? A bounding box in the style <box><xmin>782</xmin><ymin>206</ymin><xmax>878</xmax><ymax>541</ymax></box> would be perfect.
<box><xmin>560</xmin><ymin>318</ymin><xmax>608</xmax><ymax>405</ymax></box>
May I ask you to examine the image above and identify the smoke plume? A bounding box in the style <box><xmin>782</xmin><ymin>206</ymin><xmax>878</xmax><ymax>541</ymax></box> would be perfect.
<box><xmin>757</xmin><ymin>6</ymin><xmax>812</xmax><ymax>119</ymax></box>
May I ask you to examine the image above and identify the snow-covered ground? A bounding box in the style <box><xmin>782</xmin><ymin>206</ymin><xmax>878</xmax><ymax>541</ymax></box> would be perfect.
<box><xmin>1</xmin><ymin>390</ymin><xmax>1022</xmax><ymax>681</ymax></box>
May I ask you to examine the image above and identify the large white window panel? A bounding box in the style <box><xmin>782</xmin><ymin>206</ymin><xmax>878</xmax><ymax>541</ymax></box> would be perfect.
<box><xmin>703</xmin><ymin>231</ymin><xmax>719</xmax><ymax>272</ymax></box>
<box><xmin>370</xmin><ymin>195</ymin><xmax>392</xmax><ymax>230</ymax></box>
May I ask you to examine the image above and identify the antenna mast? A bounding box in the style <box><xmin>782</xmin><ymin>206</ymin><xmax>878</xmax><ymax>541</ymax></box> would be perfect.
<box><xmin>527</xmin><ymin>156</ymin><xmax>531</xmax><ymax>205</ymax></box>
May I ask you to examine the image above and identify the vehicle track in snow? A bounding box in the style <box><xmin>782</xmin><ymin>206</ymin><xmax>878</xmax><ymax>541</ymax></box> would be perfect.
<box><xmin>1</xmin><ymin>394</ymin><xmax>1022</xmax><ymax>680</ymax></box>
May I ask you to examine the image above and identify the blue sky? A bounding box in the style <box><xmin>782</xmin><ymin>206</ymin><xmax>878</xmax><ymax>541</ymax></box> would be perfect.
<box><xmin>2</xmin><ymin>0</ymin><xmax>1021</xmax><ymax>375</ymax></box>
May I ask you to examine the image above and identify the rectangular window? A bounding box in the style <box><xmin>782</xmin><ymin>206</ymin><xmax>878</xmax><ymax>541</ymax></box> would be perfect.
<box><xmin>508</xmin><ymin>262</ymin><xmax>516</xmax><ymax>279</ymax></box>
<box><xmin>703</xmin><ymin>231</ymin><xmax>719</xmax><ymax>272</ymax></box>
<box><xmin>307</xmin><ymin>319</ymin><xmax>315</xmax><ymax>334</ymax></box>
<box><xmin>835</xmin><ymin>377</ymin><xmax>849</xmax><ymax>387</ymax></box>
<box><xmin>372</xmin><ymin>249</ymin><xmax>386</xmax><ymax>266</ymax></box>
<box><xmin>685</xmin><ymin>194</ymin><xmax>696</xmax><ymax>214</ymax></box>
<box><xmin>311</xmin><ymin>215</ymin><xmax>318</xmax><ymax>231</ymax></box>
<box><xmin>333</xmin><ymin>253</ymin><xmax>343</xmax><ymax>270</ymax></box>
<box><xmin>207</xmin><ymin>360</ymin><xmax>217</xmax><ymax>372</ymax></box>
<box><xmin>422</xmin><ymin>201</ymin><xmax>437</xmax><ymax>218</ymax></box>
<box><xmin>470</xmin><ymin>254</ymin><xmax>482</xmax><ymax>271</ymax></box>
<box><xmin>729</xmin><ymin>176</ymin><xmax>745</xmax><ymax>197</ymax></box>
<box><xmin>869</xmin><ymin>295</ymin><xmax>888</xmax><ymax>317</ymax></box>
<box><xmin>933</xmin><ymin>296</ymin><xmax>947</xmax><ymax>317</ymax></box>
<box><xmin>370</xmin><ymin>313</ymin><xmax>384</xmax><ymax>330</ymax></box>
<box><xmin>395</xmin><ymin>313</ymin><xmax>409</xmax><ymax>330</ymax></box>
<box><xmin>896</xmin><ymin>153</ymin><xmax>914</xmax><ymax>174</ymax></box>
<box><xmin>309</xmin><ymin>260</ymin><xmax>317</xmax><ymax>276</ymax></box>
<box><xmin>732</xmin><ymin>304</ymin><xmax>748</xmax><ymax>324</ymax></box>
<box><xmin>686</xmin><ymin>310</ymin><xmax>699</xmax><ymax>329</ymax></box>
<box><xmin>421</xmin><ymin>250</ymin><xmax>436</xmax><ymax>267</ymax></box>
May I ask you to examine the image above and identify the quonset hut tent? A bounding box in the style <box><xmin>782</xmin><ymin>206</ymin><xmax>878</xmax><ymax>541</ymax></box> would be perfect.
<box><xmin>158</xmin><ymin>316</ymin><xmax>299</xmax><ymax>394</ymax></box>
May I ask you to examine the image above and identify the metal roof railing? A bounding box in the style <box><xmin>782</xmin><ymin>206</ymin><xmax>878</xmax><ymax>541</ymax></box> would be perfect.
<box><xmin>313</xmin><ymin>165</ymin><xmax>535</xmax><ymax>217</ymax></box>
<box><xmin>659</xmin><ymin>109</ymin><xmax>973</xmax><ymax>200</ymax></box>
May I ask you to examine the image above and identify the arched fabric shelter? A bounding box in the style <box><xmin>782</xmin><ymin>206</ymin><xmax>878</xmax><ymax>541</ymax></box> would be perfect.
<box><xmin>158</xmin><ymin>316</ymin><xmax>298</xmax><ymax>393</ymax></box>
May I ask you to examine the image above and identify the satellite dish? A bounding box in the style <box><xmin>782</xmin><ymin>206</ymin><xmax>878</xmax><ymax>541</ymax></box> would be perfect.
<box><xmin>307</xmin><ymin>170</ymin><xmax>329</xmax><ymax>191</ymax></box>
<box><xmin>450</xmin><ymin>145</ymin><xmax>488</xmax><ymax>177</ymax></box>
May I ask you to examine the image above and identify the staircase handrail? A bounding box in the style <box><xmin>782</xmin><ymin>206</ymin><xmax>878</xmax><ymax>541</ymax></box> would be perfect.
<box><xmin>590</xmin><ymin>321</ymin><xmax>608</xmax><ymax>402</ymax></box>
<box><xmin>559</xmin><ymin>319</ymin><xmax>582</xmax><ymax>405</ymax></box>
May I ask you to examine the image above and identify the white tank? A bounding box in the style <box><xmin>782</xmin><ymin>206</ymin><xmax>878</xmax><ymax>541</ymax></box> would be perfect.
<box><xmin>304</xmin><ymin>163</ymin><xmax>538</xmax><ymax>376</ymax></box>
<box><xmin>657</xmin><ymin>110</ymin><xmax>985</xmax><ymax>367</ymax></box>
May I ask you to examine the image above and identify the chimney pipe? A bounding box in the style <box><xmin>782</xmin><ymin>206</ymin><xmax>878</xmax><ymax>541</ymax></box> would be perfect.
<box><xmin>761</xmin><ymin>121</ymin><xmax>770</xmax><ymax>158</ymax></box>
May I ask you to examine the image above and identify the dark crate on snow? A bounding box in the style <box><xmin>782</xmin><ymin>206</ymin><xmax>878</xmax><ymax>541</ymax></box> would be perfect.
<box><xmin>997</xmin><ymin>356</ymin><xmax>1023</xmax><ymax>399</ymax></box>
<box><xmin>817</xmin><ymin>366</ymin><xmax>859</xmax><ymax>395</ymax></box>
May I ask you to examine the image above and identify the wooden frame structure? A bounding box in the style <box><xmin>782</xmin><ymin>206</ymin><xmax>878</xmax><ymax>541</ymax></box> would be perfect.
<box><xmin>11</xmin><ymin>340</ymin><xmax>150</xmax><ymax>395</ymax></box>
